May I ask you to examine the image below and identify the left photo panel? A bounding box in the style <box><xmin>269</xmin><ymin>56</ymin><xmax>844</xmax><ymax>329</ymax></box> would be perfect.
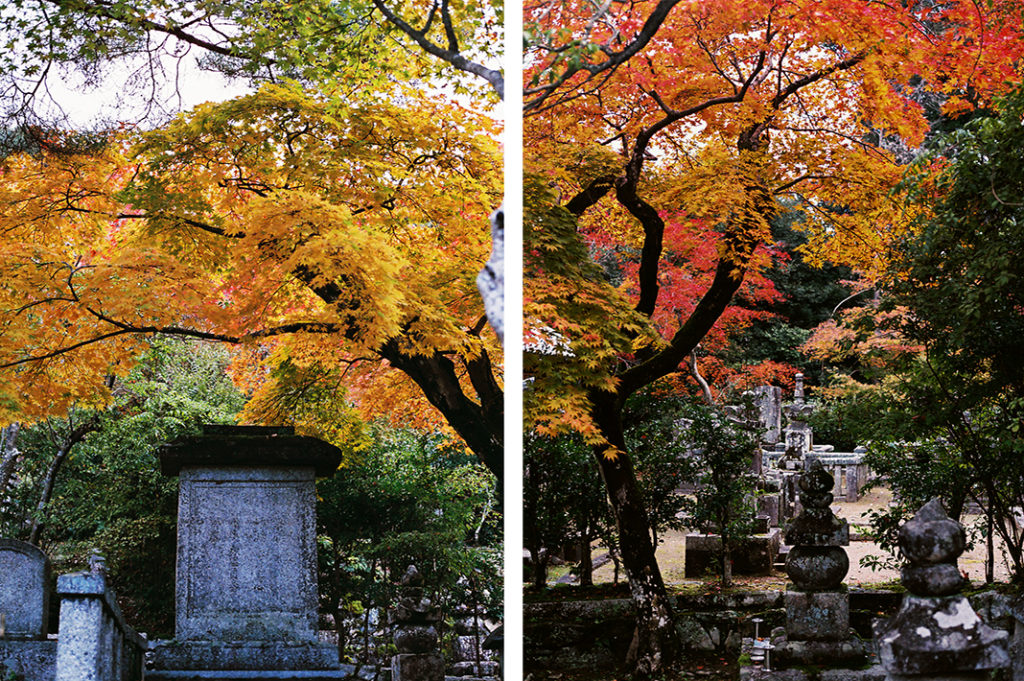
<box><xmin>0</xmin><ymin>2</ymin><xmax>506</xmax><ymax>678</ymax></box>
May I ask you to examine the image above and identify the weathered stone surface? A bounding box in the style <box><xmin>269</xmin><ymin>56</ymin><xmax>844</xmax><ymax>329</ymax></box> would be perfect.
<box><xmin>785</xmin><ymin>546</ymin><xmax>849</xmax><ymax>591</ymax></box>
<box><xmin>54</xmin><ymin>568</ymin><xmax>147</xmax><ymax>681</ymax></box>
<box><xmin>783</xmin><ymin>587</ymin><xmax>851</xmax><ymax>641</ymax></box>
<box><xmin>0</xmin><ymin>639</ymin><xmax>58</xmax><ymax>680</ymax></box>
<box><xmin>450</xmin><ymin>660</ymin><xmax>499</xmax><ymax>677</ymax></box>
<box><xmin>160</xmin><ymin>426</ymin><xmax>344</xmax><ymax>477</ymax></box>
<box><xmin>391</xmin><ymin>653</ymin><xmax>444</xmax><ymax>681</ymax></box>
<box><xmin>394</xmin><ymin>625</ymin><xmax>439</xmax><ymax>654</ymax></box>
<box><xmin>901</xmin><ymin>563</ymin><xmax>966</xmax><ymax>597</ymax></box>
<box><xmin>899</xmin><ymin>498</ymin><xmax>966</xmax><ymax>565</ymax></box>
<box><xmin>683</xmin><ymin>528</ymin><xmax>781</xmax><ymax>578</ymax></box>
<box><xmin>874</xmin><ymin>594</ymin><xmax>1010</xmax><ymax>675</ymax></box>
<box><xmin>149</xmin><ymin>641</ymin><xmax>342</xmax><ymax>671</ymax></box>
<box><xmin>897</xmin><ymin>498</ymin><xmax>968</xmax><ymax>597</ymax></box>
<box><xmin>155</xmin><ymin>426</ymin><xmax>344</xmax><ymax>674</ymax></box>
<box><xmin>174</xmin><ymin>466</ymin><xmax>320</xmax><ymax>642</ymax></box>
<box><xmin>772</xmin><ymin>635</ymin><xmax>867</xmax><ymax>668</ymax></box>
<box><xmin>0</xmin><ymin>538</ymin><xmax>51</xmax><ymax>639</ymax></box>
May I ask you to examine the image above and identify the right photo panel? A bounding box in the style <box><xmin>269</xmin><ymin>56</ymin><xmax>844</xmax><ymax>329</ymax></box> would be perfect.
<box><xmin>523</xmin><ymin>1</ymin><xmax>1024</xmax><ymax>678</ymax></box>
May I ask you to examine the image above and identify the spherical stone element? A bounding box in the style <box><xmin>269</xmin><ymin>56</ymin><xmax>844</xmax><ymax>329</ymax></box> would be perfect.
<box><xmin>786</xmin><ymin>545</ymin><xmax>849</xmax><ymax>591</ymax></box>
<box><xmin>898</xmin><ymin>497</ymin><xmax>965</xmax><ymax>566</ymax></box>
<box><xmin>901</xmin><ymin>563</ymin><xmax>967</xmax><ymax>597</ymax></box>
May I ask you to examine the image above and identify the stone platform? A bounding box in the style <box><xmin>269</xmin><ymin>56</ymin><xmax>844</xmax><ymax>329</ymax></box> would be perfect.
<box><xmin>149</xmin><ymin>640</ymin><xmax>342</xmax><ymax>671</ymax></box>
<box><xmin>145</xmin><ymin>668</ymin><xmax>374</xmax><ymax>680</ymax></box>
<box><xmin>684</xmin><ymin>528</ymin><xmax>782</xmax><ymax>577</ymax></box>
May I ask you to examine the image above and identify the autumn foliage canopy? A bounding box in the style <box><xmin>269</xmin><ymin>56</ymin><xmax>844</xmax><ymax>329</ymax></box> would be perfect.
<box><xmin>0</xmin><ymin>85</ymin><xmax>502</xmax><ymax>455</ymax></box>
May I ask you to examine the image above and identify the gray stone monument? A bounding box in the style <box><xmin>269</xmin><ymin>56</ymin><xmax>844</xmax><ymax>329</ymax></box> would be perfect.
<box><xmin>772</xmin><ymin>460</ymin><xmax>866</xmax><ymax>668</ymax></box>
<box><xmin>150</xmin><ymin>425</ymin><xmax>344</xmax><ymax>672</ymax></box>
<box><xmin>783</xmin><ymin>374</ymin><xmax>815</xmax><ymax>455</ymax></box>
<box><xmin>0</xmin><ymin>539</ymin><xmax>58</xmax><ymax>681</ymax></box>
<box><xmin>0</xmin><ymin>539</ymin><xmax>50</xmax><ymax>640</ymax></box>
<box><xmin>750</xmin><ymin>385</ymin><xmax>783</xmax><ymax>445</ymax></box>
<box><xmin>874</xmin><ymin>498</ymin><xmax>1010</xmax><ymax>679</ymax></box>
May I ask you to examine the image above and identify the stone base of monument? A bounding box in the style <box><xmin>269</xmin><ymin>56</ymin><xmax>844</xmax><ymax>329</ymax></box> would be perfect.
<box><xmin>684</xmin><ymin>528</ymin><xmax>782</xmax><ymax>578</ymax></box>
<box><xmin>873</xmin><ymin>594</ymin><xmax>1011</xmax><ymax>675</ymax></box>
<box><xmin>145</xmin><ymin>667</ymin><xmax>375</xmax><ymax>680</ymax></box>
<box><xmin>149</xmin><ymin>639</ymin><xmax>342</xmax><ymax>671</ymax></box>
<box><xmin>770</xmin><ymin>634</ymin><xmax>867</xmax><ymax>668</ymax></box>
<box><xmin>784</xmin><ymin>587</ymin><xmax>849</xmax><ymax>640</ymax></box>
<box><xmin>739</xmin><ymin>667</ymin><xmax>886</xmax><ymax>680</ymax></box>
<box><xmin>0</xmin><ymin>639</ymin><xmax>58</xmax><ymax>680</ymax></box>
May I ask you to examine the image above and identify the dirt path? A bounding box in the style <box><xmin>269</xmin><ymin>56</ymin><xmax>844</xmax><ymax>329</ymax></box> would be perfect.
<box><xmin>585</xmin><ymin>486</ymin><xmax>1013</xmax><ymax>587</ymax></box>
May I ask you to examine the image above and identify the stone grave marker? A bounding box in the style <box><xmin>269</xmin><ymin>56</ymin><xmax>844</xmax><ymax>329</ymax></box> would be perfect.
<box><xmin>0</xmin><ymin>538</ymin><xmax>50</xmax><ymax>640</ymax></box>
<box><xmin>150</xmin><ymin>425</ymin><xmax>345</xmax><ymax>672</ymax></box>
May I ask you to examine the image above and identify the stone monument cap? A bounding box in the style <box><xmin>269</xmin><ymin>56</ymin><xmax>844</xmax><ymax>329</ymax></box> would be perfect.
<box><xmin>159</xmin><ymin>425</ymin><xmax>344</xmax><ymax>477</ymax></box>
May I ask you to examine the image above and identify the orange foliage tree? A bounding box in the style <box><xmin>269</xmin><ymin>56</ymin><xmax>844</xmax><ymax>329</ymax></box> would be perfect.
<box><xmin>0</xmin><ymin>84</ymin><xmax>504</xmax><ymax>480</ymax></box>
<box><xmin>524</xmin><ymin>0</ymin><xmax>1024</xmax><ymax>673</ymax></box>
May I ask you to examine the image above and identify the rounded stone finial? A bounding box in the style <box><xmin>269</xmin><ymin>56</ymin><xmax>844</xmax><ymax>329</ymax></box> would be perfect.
<box><xmin>899</xmin><ymin>498</ymin><xmax>967</xmax><ymax>596</ymax></box>
<box><xmin>401</xmin><ymin>564</ymin><xmax>424</xmax><ymax>587</ymax></box>
<box><xmin>798</xmin><ymin>460</ymin><xmax>834</xmax><ymax>508</ymax></box>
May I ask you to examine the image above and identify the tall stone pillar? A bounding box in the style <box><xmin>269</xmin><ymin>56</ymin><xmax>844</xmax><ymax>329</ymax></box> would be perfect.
<box><xmin>149</xmin><ymin>425</ymin><xmax>344</xmax><ymax>673</ymax></box>
<box><xmin>874</xmin><ymin>498</ymin><xmax>1010</xmax><ymax>679</ymax></box>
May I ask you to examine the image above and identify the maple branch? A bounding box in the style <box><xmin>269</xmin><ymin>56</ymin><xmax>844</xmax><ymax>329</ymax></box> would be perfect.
<box><xmin>772</xmin><ymin>52</ymin><xmax>866</xmax><ymax>108</ymax></box>
<box><xmin>565</xmin><ymin>175</ymin><xmax>616</xmax><ymax>216</ymax></box>
<box><xmin>524</xmin><ymin>0</ymin><xmax>682</xmax><ymax>113</ymax></box>
<box><xmin>370</xmin><ymin>0</ymin><xmax>504</xmax><ymax>99</ymax></box>
<box><xmin>0</xmin><ymin>329</ymin><xmax>137</xmax><ymax>368</ymax></box>
<box><xmin>41</xmin><ymin>0</ymin><xmax>251</xmax><ymax>61</ymax></box>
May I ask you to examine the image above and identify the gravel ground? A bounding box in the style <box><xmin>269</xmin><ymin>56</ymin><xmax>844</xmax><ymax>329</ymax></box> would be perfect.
<box><xmin>585</xmin><ymin>486</ymin><xmax>1013</xmax><ymax>587</ymax></box>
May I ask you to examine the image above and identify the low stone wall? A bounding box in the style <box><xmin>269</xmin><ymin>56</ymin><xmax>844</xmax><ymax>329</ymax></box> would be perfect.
<box><xmin>524</xmin><ymin>589</ymin><xmax>906</xmax><ymax>673</ymax></box>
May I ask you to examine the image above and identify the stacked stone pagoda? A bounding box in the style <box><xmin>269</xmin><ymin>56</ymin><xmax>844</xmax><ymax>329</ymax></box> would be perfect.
<box><xmin>773</xmin><ymin>460</ymin><xmax>866</xmax><ymax>667</ymax></box>
<box><xmin>874</xmin><ymin>498</ymin><xmax>1010</xmax><ymax>679</ymax></box>
<box><xmin>391</xmin><ymin>565</ymin><xmax>444</xmax><ymax>681</ymax></box>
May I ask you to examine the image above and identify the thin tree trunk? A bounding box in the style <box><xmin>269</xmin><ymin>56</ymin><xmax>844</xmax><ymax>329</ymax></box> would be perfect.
<box><xmin>0</xmin><ymin>423</ymin><xmax>21</xmax><ymax>516</ymax></box>
<box><xmin>28</xmin><ymin>443</ymin><xmax>72</xmax><ymax>546</ymax></box>
<box><xmin>579</xmin><ymin>527</ymin><xmax>594</xmax><ymax>587</ymax></box>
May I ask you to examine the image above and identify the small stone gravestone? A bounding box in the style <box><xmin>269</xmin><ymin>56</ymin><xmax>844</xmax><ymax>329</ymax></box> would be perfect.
<box><xmin>0</xmin><ymin>538</ymin><xmax>50</xmax><ymax>640</ymax></box>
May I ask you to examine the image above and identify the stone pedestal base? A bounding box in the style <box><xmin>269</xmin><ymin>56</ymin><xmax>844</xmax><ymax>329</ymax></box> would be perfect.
<box><xmin>873</xmin><ymin>594</ymin><xmax>1010</xmax><ymax>675</ymax></box>
<box><xmin>771</xmin><ymin>634</ymin><xmax>867</xmax><ymax>668</ymax></box>
<box><xmin>740</xmin><ymin>667</ymin><xmax>885</xmax><ymax>680</ymax></box>
<box><xmin>149</xmin><ymin>640</ymin><xmax>341</xmax><ymax>671</ymax></box>
<box><xmin>784</xmin><ymin>587</ymin><xmax>849</xmax><ymax>640</ymax></box>
<box><xmin>0</xmin><ymin>639</ymin><xmax>57</xmax><ymax>681</ymax></box>
<box><xmin>391</xmin><ymin>653</ymin><xmax>444</xmax><ymax>681</ymax></box>
<box><xmin>684</xmin><ymin>528</ymin><xmax>782</xmax><ymax>577</ymax></box>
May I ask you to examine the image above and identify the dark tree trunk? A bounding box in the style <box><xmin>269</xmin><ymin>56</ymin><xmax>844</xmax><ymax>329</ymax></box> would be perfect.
<box><xmin>592</xmin><ymin>395</ymin><xmax>680</xmax><ymax>678</ymax></box>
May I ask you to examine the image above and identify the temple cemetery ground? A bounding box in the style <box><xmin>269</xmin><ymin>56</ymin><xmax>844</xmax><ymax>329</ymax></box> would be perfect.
<box><xmin>578</xmin><ymin>487</ymin><xmax>1014</xmax><ymax>588</ymax></box>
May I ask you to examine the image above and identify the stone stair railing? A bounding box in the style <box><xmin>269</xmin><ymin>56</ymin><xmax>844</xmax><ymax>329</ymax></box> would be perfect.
<box><xmin>54</xmin><ymin>556</ymin><xmax>145</xmax><ymax>681</ymax></box>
